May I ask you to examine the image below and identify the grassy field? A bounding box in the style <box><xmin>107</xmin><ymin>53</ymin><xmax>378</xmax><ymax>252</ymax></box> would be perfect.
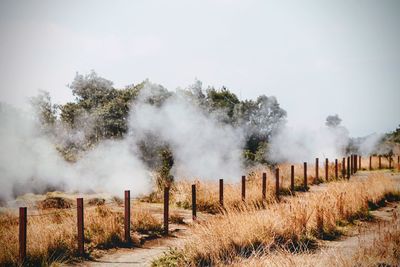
<box><xmin>0</xmin><ymin>160</ymin><xmax>398</xmax><ymax>266</ymax></box>
<box><xmin>152</xmin><ymin>172</ymin><xmax>400</xmax><ymax>266</ymax></box>
<box><xmin>0</xmin><ymin>194</ymin><xmax>166</xmax><ymax>266</ymax></box>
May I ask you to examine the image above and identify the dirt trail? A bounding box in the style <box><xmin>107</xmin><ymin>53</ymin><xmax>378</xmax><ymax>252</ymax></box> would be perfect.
<box><xmin>79</xmin><ymin>225</ymin><xmax>189</xmax><ymax>267</ymax></box>
<box><xmin>75</xmin><ymin>171</ymin><xmax>400</xmax><ymax>267</ymax></box>
<box><xmin>322</xmin><ymin>202</ymin><xmax>399</xmax><ymax>256</ymax></box>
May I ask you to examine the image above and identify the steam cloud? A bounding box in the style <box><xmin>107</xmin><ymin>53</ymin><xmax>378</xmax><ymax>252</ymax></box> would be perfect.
<box><xmin>129</xmin><ymin>84</ymin><xmax>244</xmax><ymax>180</ymax></box>
<box><xmin>0</xmin><ymin>82</ymin><xmax>391</xmax><ymax>201</ymax></box>
<box><xmin>0</xmin><ymin>82</ymin><xmax>245</xmax><ymax>201</ymax></box>
<box><xmin>268</xmin><ymin>124</ymin><xmax>350</xmax><ymax>163</ymax></box>
<box><xmin>0</xmin><ymin>103</ymin><xmax>151</xmax><ymax>201</ymax></box>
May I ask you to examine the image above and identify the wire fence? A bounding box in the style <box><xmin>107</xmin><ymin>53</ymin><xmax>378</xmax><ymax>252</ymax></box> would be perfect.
<box><xmin>6</xmin><ymin>154</ymin><xmax>400</xmax><ymax>264</ymax></box>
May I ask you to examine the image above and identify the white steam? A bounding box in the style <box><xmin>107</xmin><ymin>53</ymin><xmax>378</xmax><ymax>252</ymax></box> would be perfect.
<box><xmin>268</xmin><ymin>124</ymin><xmax>350</xmax><ymax>163</ymax></box>
<box><xmin>355</xmin><ymin>133</ymin><xmax>392</xmax><ymax>156</ymax></box>
<box><xmin>0</xmin><ymin>82</ymin><xmax>246</xmax><ymax>201</ymax></box>
<box><xmin>0</xmin><ymin>103</ymin><xmax>151</xmax><ymax>201</ymax></box>
<box><xmin>129</xmin><ymin>84</ymin><xmax>244</xmax><ymax>180</ymax></box>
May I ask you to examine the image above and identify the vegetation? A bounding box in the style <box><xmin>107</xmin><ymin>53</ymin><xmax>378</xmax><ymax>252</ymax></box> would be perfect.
<box><xmin>31</xmin><ymin>71</ymin><xmax>287</xmax><ymax>167</ymax></box>
<box><xmin>0</xmin><ymin>200</ymin><xmax>163</xmax><ymax>266</ymax></box>
<box><xmin>153</xmin><ymin>174</ymin><xmax>400</xmax><ymax>266</ymax></box>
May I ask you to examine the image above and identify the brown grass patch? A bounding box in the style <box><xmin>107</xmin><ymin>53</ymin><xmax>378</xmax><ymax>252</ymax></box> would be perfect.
<box><xmin>162</xmin><ymin>174</ymin><xmax>399</xmax><ymax>266</ymax></box>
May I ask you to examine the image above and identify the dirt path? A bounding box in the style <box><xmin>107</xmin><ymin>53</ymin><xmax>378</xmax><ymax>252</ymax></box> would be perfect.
<box><xmin>79</xmin><ymin>225</ymin><xmax>189</xmax><ymax>267</ymax></box>
<box><xmin>321</xmin><ymin>201</ymin><xmax>399</xmax><ymax>256</ymax></box>
<box><xmin>75</xmin><ymin>171</ymin><xmax>400</xmax><ymax>267</ymax></box>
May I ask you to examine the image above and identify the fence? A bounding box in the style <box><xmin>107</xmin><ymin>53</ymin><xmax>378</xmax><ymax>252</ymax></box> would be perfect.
<box><xmin>14</xmin><ymin>154</ymin><xmax>399</xmax><ymax>264</ymax></box>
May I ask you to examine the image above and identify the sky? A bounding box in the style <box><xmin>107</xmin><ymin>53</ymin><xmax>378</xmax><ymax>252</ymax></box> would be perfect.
<box><xmin>0</xmin><ymin>0</ymin><xmax>399</xmax><ymax>137</ymax></box>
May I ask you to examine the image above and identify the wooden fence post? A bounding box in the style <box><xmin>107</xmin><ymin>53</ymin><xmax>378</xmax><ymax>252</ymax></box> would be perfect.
<box><xmin>350</xmin><ymin>155</ymin><xmax>354</xmax><ymax>175</ymax></box>
<box><xmin>347</xmin><ymin>156</ymin><xmax>350</xmax><ymax>179</ymax></box>
<box><xmin>342</xmin><ymin>157</ymin><xmax>346</xmax><ymax>177</ymax></box>
<box><xmin>304</xmin><ymin>162</ymin><xmax>308</xmax><ymax>190</ymax></box>
<box><xmin>359</xmin><ymin>155</ymin><xmax>361</xmax><ymax>170</ymax></box>
<box><xmin>379</xmin><ymin>155</ymin><xmax>382</xmax><ymax>169</ymax></box>
<box><xmin>389</xmin><ymin>156</ymin><xmax>392</xmax><ymax>169</ymax></box>
<box><xmin>325</xmin><ymin>158</ymin><xmax>329</xmax><ymax>181</ymax></box>
<box><xmin>241</xmin><ymin>175</ymin><xmax>246</xmax><ymax>201</ymax></box>
<box><xmin>290</xmin><ymin>165</ymin><xmax>295</xmax><ymax>192</ymax></box>
<box><xmin>163</xmin><ymin>186</ymin><xmax>170</xmax><ymax>235</ymax></box>
<box><xmin>397</xmin><ymin>155</ymin><xmax>400</xmax><ymax>171</ymax></box>
<box><xmin>19</xmin><ymin>207</ymin><xmax>27</xmax><ymax>264</ymax></box>
<box><xmin>315</xmin><ymin>158</ymin><xmax>319</xmax><ymax>180</ymax></box>
<box><xmin>124</xmin><ymin>190</ymin><xmax>131</xmax><ymax>243</ymax></box>
<box><xmin>262</xmin><ymin>173</ymin><xmax>267</xmax><ymax>201</ymax></box>
<box><xmin>369</xmin><ymin>156</ymin><xmax>372</xmax><ymax>170</ymax></box>
<box><xmin>335</xmin><ymin>159</ymin><xmax>338</xmax><ymax>179</ymax></box>
<box><xmin>77</xmin><ymin>198</ymin><xmax>84</xmax><ymax>256</ymax></box>
<box><xmin>192</xmin><ymin>184</ymin><xmax>196</xmax><ymax>220</ymax></box>
<box><xmin>219</xmin><ymin>179</ymin><xmax>224</xmax><ymax>206</ymax></box>
<box><xmin>275</xmin><ymin>168</ymin><xmax>280</xmax><ymax>199</ymax></box>
<box><xmin>354</xmin><ymin>154</ymin><xmax>358</xmax><ymax>173</ymax></box>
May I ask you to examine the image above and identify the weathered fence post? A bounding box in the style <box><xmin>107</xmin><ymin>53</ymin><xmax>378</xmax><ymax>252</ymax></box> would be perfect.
<box><xmin>354</xmin><ymin>154</ymin><xmax>358</xmax><ymax>173</ymax></box>
<box><xmin>290</xmin><ymin>165</ymin><xmax>295</xmax><ymax>192</ymax></box>
<box><xmin>275</xmin><ymin>168</ymin><xmax>280</xmax><ymax>199</ymax></box>
<box><xmin>124</xmin><ymin>190</ymin><xmax>130</xmax><ymax>243</ymax></box>
<box><xmin>325</xmin><ymin>158</ymin><xmax>329</xmax><ymax>181</ymax></box>
<box><xmin>379</xmin><ymin>155</ymin><xmax>382</xmax><ymax>169</ymax></box>
<box><xmin>342</xmin><ymin>157</ymin><xmax>346</xmax><ymax>177</ymax></box>
<box><xmin>77</xmin><ymin>198</ymin><xmax>84</xmax><ymax>256</ymax></box>
<box><xmin>192</xmin><ymin>184</ymin><xmax>196</xmax><ymax>220</ymax></box>
<box><xmin>304</xmin><ymin>162</ymin><xmax>308</xmax><ymax>190</ymax></box>
<box><xmin>369</xmin><ymin>156</ymin><xmax>372</xmax><ymax>170</ymax></box>
<box><xmin>335</xmin><ymin>159</ymin><xmax>338</xmax><ymax>179</ymax></box>
<box><xmin>163</xmin><ymin>186</ymin><xmax>170</xmax><ymax>235</ymax></box>
<box><xmin>19</xmin><ymin>207</ymin><xmax>27</xmax><ymax>264</ymax></box>
<box><xmin>262</xmin><ymin>173</ymin><xmax>267</xmax><ymax>201</ymax></box>
<box><xmin>347</xmin><ymin>156</ymin><xmax>350</xmax><ymax>179</ymax></box>
<box><xmin>315</xmin><ymin>158</ymin><xmax>319</xmax><ymax>180</ymax></box>
<box><xmin>389</xmin><ymin>156</ymin><xmax>392</xmax><ymax>169</ymax></box>
<box><xmin>397</xmin><ymin>155</ymin><xmax>400</xmax><ymax>171</ymax></box>
<box><xmin>219</xmin><ymin>179</ymin><xmax>224</xmax><ymax>206</ymax></box>
<box><xmin>359</xmin><ymin>155</ymin><xmax>361</xmax><ymax>170</ymax></box>
<box><xmin>241</xmin><ymin>175</ymin><xmax>246</xmax><ymax>201</ymax></box>
<box><xmin>350</xmin><ymin>155</ymin><xmax>354</xmax><ymax>175</ymax></box>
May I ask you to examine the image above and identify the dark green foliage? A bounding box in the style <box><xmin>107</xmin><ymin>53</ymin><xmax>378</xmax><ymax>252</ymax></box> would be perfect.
<box><xmin>31</xmin><ymin>71</ymin><xmax>287</xmax><ymax>170</ymax></box>
<box><xmin>206</xmin><ymin>86</ymin><xmax>240</xmax><ymax>121</ymax></box>
<box><xmin>30</xmin><ymin>90</ymin><xmax>58</xmax><ymax>127</ymax></box>
<box><xmin>157</xmin><ymin>148</ymin><xmax>174</xmax><ymax>189</ymax></box>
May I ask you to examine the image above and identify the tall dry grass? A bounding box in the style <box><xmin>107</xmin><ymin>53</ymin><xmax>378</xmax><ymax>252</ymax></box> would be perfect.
<box><xmin>229</xmin><ymin>213</ymin><xmax>400</xmax><ymax>267</ymax></box>
<box><xmin>359</xmin><ymin>155</ymin><xmax>400</xmax><ymax>170</ymax></box>
<box><xmin>164</xmin><ymin>174</ymin><xmax>399</xmax><ymax>266</ymax></box>
<box><xmin>0</xmin><ymin>201</ymin><xmax>162</xmax><ymax>266</ymax></box>
<box><xmin>172</xmin><ymin>162</ymin><xmax>346</xmax><ymax>214</ymax></box>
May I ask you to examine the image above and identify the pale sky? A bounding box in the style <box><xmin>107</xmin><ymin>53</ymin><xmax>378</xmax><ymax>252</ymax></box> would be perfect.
<box><xmin>0</xmin><ymin>0</ymin><xmax>399</xmax><ymax>136</ymax></box>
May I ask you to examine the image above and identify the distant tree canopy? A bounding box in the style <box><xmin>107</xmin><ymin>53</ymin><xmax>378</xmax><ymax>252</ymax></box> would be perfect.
<box><xmin>325</xmin><ymin>114</ymin><xmax>342</xmax><ymax>128</ymax></box>
<box><xmin>32</xmin><ymin>71</ymin><xmax>287</xmax><ymax>165</ymax></box>
<box><xmin>60</xmin><ymin>71</ymin><xmax>142</xmax><ymax>140</ymax></box>
<box><xmin>386</xmin><ymin>124</ymin><xmax>400</xmax><ymax>144</ymax></box>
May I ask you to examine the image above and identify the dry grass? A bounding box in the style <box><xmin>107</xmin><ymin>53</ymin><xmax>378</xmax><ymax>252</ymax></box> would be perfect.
<box><xmin>157</xmin><ymin>174</ymin><xmax>399</xmax><ymax>266</ymax></box>
<box><xmin>172</xmin><ymin>162</ymin><xmax>345</xmax><ymax>214</ymax></box>
<box><xmin>0</xmin><ymin>202</ymin><xmax>162</xmax><ymax>266</ymax></box>
<box><xmin>360</xmin><ymin>155</ymin><xmax>400</xmax><ymax>170</ymax></box>
<box><xmin>229</xmin><ymin>214</ymin><xmax>400</xmax><ymax>267</ymax></box>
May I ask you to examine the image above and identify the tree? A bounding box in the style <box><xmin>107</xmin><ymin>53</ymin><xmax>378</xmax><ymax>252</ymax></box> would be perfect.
<box><xmin>234</xmin><ymin>95</ymin><xmax>287</xmax><ymax>154</ymax></box>
<box><xmin>68</xmin><ymin>70</ymin><xmax>116</xmax><ymax>110</ymax></box>
<box><xmin>206</xmin><ymin>86</ymin><xmax>240</xmax><ymax>122</ymax></box>
<box><xmin>325</xmin><ymin>114</ymin><xmax>342</xmax><ymax>128</ymax></box>
<box><xmin>30</xmin><ymin>90</ymin><xmax>58</xmax><ymax>134</ymax></box>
